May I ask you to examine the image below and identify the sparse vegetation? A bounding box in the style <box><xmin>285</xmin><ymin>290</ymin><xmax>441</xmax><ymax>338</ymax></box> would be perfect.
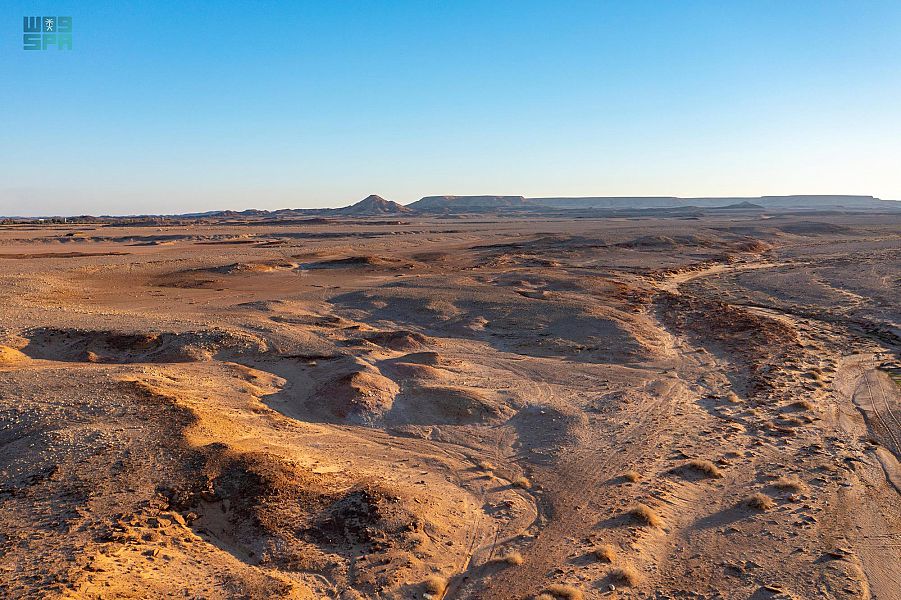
<box><xmin>499</xmin><ymin>550</ymin><xmax>523</xmax><ymax>565</ymax></box>
<box><xmin>682</xmin><ymin>459</ymin><xmax>722</xmax><ymax>479</ymax></box>
<box><xmin>477</xmin><ymin>460</ymin><xmax>496</xmax><ymax>471</ymax></box>
<box><xmin>745</xmin><ymin>492</ymin><xmax>775</xmax><ymax>510</ymax></box>
<box><xmin>622</xmin><ymin>470</ymin><xmax>641</xmax><ymax>483</ymax></box>
<box><xmin>593</xmin><ymin>543</ymin><xmax>617</xmax><ymax>563</ymax></box>
<box><xmin>423</xmin><ymin>574</ymin><xmax>448</xmax><ymax>596</ymax></box>
<box><xmin>725</xmin><ymin>391</ymin><xmax>742</xmax><ymax>403</ymax></box>
<box><xmin>513</xmin><ymin>476</ymin><xmax>531</xmax><ymax>489</ymax></box>
<box><xmin>610</xmin><ymin>565</ymin><xmax>641</xmax><ymax>586</ymax></box>
<box><xmin>790</xmin><ymin>399</ymin><xmax>815</xmax><ymax>411</ymax></box>
<box><xmin>772</xmin><ymin>475</ymin><xmax>808</xmax><ymax>493</ymax></box>
<box><xmin>543</xmin><ymin>583</ymin><xmax>584</xmax><ymax>600</ymax></box>
<box><xmin>627</xmin><ymin>503</ymin><xmax>663</xmax><ymax>527</ymax></box>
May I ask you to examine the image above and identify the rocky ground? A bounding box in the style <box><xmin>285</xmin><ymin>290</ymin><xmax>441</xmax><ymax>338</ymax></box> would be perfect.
<box><xmin>0</xmin><ymin>212</ymin><xmax>898</xmax><ymax>599</ymax></box>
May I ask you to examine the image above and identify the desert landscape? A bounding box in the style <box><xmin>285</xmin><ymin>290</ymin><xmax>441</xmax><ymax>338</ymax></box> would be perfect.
<box><xmin>0</xmin><ymin>197</ymin><xmax>899</xmax><ymax>599</ymax></box>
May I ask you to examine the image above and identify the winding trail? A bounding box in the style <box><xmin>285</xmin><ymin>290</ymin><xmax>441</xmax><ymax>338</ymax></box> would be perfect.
<box><xmin>469</xmin><ymin>253</ymin><xmax>901</xmax><ymax>599</ymax></box>
<box><xmin>456</xmin><ymin>260</ymin><xmax>739</xmax><ymax>599</ymax></box>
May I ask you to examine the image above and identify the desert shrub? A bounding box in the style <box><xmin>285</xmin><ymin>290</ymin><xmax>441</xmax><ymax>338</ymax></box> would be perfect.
<box><xmin>478</xmin><ymin>460</ymin><xmax>495</xmax><ymax>471</ymax></box>
<box><xmin>791</xmin><ymin>399</ymin><xmax>814</xmax><ymax>411</ymax></box>
<box><xmin>513</xmin><ymin>476</ymin><xmax>531</xmax><ymax>489</ymax></box>
<box><xmin>499</xmin><ymin>550</ymin><xmax>523</xmax><ymax>565</ymax></box>
<box><xmin>593</xmin><ymin>544</ymin><xmax>617</xmax><ymax>563</ymax></box>
<box><xmin>544</xmin><ymin>584</ymin><xmax>584</xmax><ymax>600</ymax></box>
<box><xmin>622</xmin><ymin>470</ymin><xmax>641</xmax><ymax>483</ymax></box>
<box><xmin>627</xmin><ymin>503</ymin><xmax>663</xmax><ymax>527</ymax></box>
<box><xmin>745</xmin><ymin>492</ymin><xmax>774</xmax><ymax>510</ymax></box>
<box><xmin>407</xmin><ymin>531</ymin><xmax>429</xmax><ymax>547</ymax></box>
<box><xmin>423</xmin><ymin>575</ymin><xmax>447</xmax><ymax>595</ymax></box>
<box><xmin>683</xmin><ymin>459</ymin><xmax>722</xmax><ymax>478</ymax></box>
<box><xmin>610</xmin><ymin>565</ymin><xmax>641</xmax><ymax>586</ymax></box>
<box><xmin>772</xmin><ymin>476</ymin><xmax>808</xmax><ymax>493</ymax></box>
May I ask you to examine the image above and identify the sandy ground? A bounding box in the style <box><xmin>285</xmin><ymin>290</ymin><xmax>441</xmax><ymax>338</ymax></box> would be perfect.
<box><xmin>0</xmin><ymin>212</ymin><xmax>899</xmax><ymax>599</ymax></box>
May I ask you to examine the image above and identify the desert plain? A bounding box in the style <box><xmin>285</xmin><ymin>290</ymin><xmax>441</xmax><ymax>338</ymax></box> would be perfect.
<box><xmin>0</xmin><ymin>208</ymin><xmax>899</xmax><ymax>599</ymax></box>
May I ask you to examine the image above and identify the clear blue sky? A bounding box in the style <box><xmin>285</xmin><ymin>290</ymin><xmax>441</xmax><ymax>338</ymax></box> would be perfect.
<box><xmin>2</xmin><ymin>1</ymin><xmax>900</xmax><ymax>216</ymax></box>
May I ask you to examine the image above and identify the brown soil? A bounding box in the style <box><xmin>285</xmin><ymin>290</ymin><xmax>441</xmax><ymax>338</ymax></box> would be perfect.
<box><xmin>0</xmin><ymin>213</ymin><xmax>898</xmax><ymax>599</ymax></box>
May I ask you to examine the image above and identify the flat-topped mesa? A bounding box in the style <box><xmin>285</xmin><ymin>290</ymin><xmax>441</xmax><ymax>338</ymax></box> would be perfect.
<box><xmin>529</xmin><ymin>195</ymin><xmax>887</xmax><ymax>210</ymax></box>
<box><xmin>402</xmin><ymin>194</ymin><xmax>896</xmax><ymax>215</ymax></box>
<box><xmin>337</xmin><ymin>194</ymin><xmax>411</xmax><ymax>216</ymax></box>
<box><xmin>407</xmin><ymin>195</ymin><xmax>532</xmax><ymax>213</ymax></box>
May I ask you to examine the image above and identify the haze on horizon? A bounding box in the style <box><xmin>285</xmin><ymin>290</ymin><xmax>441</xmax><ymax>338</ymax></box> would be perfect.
<box><xmin>2</xmin><ymin>0</ymin><xmax>901</xmax><ymax>217</ymax></box>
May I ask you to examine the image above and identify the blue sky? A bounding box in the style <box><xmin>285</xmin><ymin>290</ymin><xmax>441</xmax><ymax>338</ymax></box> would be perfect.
<box><xmin>2</xmin><ymin>1</ymin><xmax>900</xmax><ymax>215</ymax></box>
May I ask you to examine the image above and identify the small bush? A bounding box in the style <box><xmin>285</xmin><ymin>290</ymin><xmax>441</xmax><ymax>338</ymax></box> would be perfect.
<box><xmin>622</xmin><ymin>470</ymin><xmax>641</xmax><ymax>483</ymax></box>
<box><xmin>478</xmin><ymin>460</ymin><xmax>496</xmax><ymax>471</ymax></box>
<box><xmin>500</xmin><ymin>550</ymin><xmax>523</xmax><ymax>565</ymax></box>
<box><xmin>745</xmin><ymin>492</ymin><xmax>774</xmax><ymax>511</ymax></box>
<box><xmin>683</xmin><ymin>459</ymin><xmax>722</xmax><ymax>479</ymax></box>
<box><xmin>423</xmin><ymin>575</ymin><xmax>447</xmax><ymax>595</ymax></box>
<box><xmin>772</xmin><ymin>476</ymin><xmax>808</xmax><ymax>493</ymax></box>
<box><xmin>790</xmin><ymin>399</ymin><xmax>814</xmax><ymax>411</ymax></box>
<box><xmin>513</xmin><ymin>476</ymin><xmax>531</xmax><ymax>489</ymax></box>
<box><xmin>593</xmin><ymin>544</ymin><xmax>617</xmax><ymax>563</ymax></box>
<box><xmin>610</xmin><ymin>565</ymin><xmax>641</xmax><ymax>586</ymax></box>
<box><xmin>544</xmin><ymin>584</ymin><xmax>584</xmax><ymax>600</ymax></box>
<box><xmin>627</xmin><ymin>503</ymin><xmax>663</xmax><ymax>527</ymax></box>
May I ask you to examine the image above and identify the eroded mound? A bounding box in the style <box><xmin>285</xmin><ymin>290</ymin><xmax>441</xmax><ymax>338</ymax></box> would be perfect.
<box><xmin>385</xmin><ymin>362</ymin><xmax>450</xmax><ymax>380</ymax></box>
<box><xmin>472</xmin><ymin>235</ymin><xmax>606</xmax><ymax>253</ymax></box>
<box><xmin>618</xmin><ymin>235</ymin><xmax>713</xmax><ymax>249</ymax></box>
<box><xmin>210</xmin><ymin>261</ymin><xmax>297</xmax><ymax>274</ymax></box>
<box><xmin>189</xmin><ymin>447</ymin><xmax>471</xmax><ymax>597</ymax></box>
<box><xmin>301</xmin><ymin>255</ymin><xmax>413</xmax><ymax>270</ymax></box>
<box><xmin>193</xmin><ymin>450</ymin><xmax>333</xmax><ymax>570</ymax></box>
<box><xmin>390</xmin><ymin>385</ymin><xmax>507</xmax><ymax>425</ymax></box>
<box><xmin>658</xmin><ymin>293</ymin><xmax>802</xmax><ymax>396</ymax></box>
<box><xmin>334</xmin><ymin>288</ymin><xmax>663</xmax><ymax>364</ymax></box>
<box><xmin>394</xmin><ymin>351</ymin><xmax>444</xmax><ymax>365</ymax></box>
<box><xmin>156</xmin><ymin>261</ymin><xmax>298</xmax><ymax>288</ymax></box>
<box><xmin>0</xmin><ymin>251</ymin><xmax>130</xmax><ymax>259</ymax></box>
<box><xmin>321</xmin><ymin>368</ymin><xmax>399</xmax><ymax>423</ymax></box>
<box><xmin>777</xmin><ymin>222</ymin><xmax>852</xmax><ymax>235</ymax></box>
<box><xmin>731</xmin><ymin>239</ymin><xmax>771</xmax><ymax>253</ymax></box>
<box><xmin>0</xmin><ymin>345</ymin><xmax>29</xmax><ymax>366</ymax></box>
<box><xmin>21</xmin><ymin>328</ymin><xmax>268</xmax><ymax>364</ymax></box>
<box><xmin>362</xmin><ymin>330</ymin><xmax>434</xmax><ymax>351</ymax></box>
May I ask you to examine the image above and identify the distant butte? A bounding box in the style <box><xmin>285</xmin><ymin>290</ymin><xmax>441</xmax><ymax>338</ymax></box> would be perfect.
<box><xmin>337</xmin><ymin>195</ymin><xmax>411</xmax><ymax>216</ymax></box>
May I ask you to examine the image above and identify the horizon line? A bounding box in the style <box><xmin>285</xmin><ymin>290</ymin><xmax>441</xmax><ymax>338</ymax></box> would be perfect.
<box><xmin>2</xmin><ymin>193</ymin><xmax>898</xmax><ymax>220</ymax></box>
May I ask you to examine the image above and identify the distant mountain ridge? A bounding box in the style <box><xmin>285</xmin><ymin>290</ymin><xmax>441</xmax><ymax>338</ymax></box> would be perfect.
<box><xmin>3</xmin><ymin>194</ymin><xmax>898</xmax><ymax>221</ymax></box>
<box><xmin>527</xmin><ymin>195</ymin><xmax>889</xmax><ymax>211</ymax></box>
<box><xmin>400</xmin><ymin>194</ymin><xmax>894</xmax><ymax>213</ymax></box>
<box><xmin>407</xmin><ymin>195</ymin><xmax>531</xmax><ymax>212</ymax></box>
